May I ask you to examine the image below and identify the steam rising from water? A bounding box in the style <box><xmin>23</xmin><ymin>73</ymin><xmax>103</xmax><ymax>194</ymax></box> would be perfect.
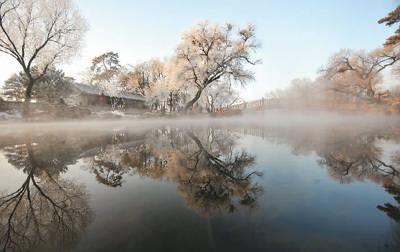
<box><xmin>0</xmin><ymin>111</ymin><xmax>398</xmax><ymax>136</ymax></box>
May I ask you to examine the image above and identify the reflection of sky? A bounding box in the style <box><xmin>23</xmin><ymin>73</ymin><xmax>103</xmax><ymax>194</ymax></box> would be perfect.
<box><xmin>0</xmin><ymin>151</ymin><xmax>31</xmax><ymax>192</ymax></box>
<box><xmin>65</xmin><ymin>160</ymin><xmax>216</xmax><ymax>251</ymax></box>
<box><xmin>238</xmin><ymin>135</ymin><xmax>397</xmax><ymax>249</ymax></box>
<box><xmin>1</xmin><ymin>129</ymin><xmax>399</xmax><ymax>251</ymax></box>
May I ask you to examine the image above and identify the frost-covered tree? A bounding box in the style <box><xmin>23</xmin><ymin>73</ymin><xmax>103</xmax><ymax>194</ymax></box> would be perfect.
<box><xmin>0</xmin><ymin>0</ymin><xmax>87</xmax><ymax>103</ymax></box>
<box><xmin>263</xmin><ymin>78</ymin><xmax>327</xmax><ymax>108</ymax></box>
<box><xmin>203</xmin><ymin>82</ymin><xmax>241</xmax><ymax>112</ymax></box>
<box><xmin>3</xmin><ymin>68</ymin><xmax>74</xmax><ymax>103</ymax></box>
<box><xmin>145</xmin><ymin>79</ymin><xmax>169</xmax><ymax>111</ymax></box>
<box><xmin>390</xmin><ymin>84</ymin><xmax>400</xmax><ymax>97</ymax></box>
<box><xmin>128</xmin><ymin>59</ymin><xmax>184</xmax><ymax>112</ymax></box>
<box><xmin>88</xmin><ymin>52</ymin><xmax>125</xmax><ymax>107</ymax></box>
<box><xmin>119</xmin><ymin>59</ymin><xmax>164</xmax><ymax>96</ymax></box>
<box><xmin>89</xmin><ymin>52</ymin><xmax>121</xmax><ymax>86</ymax></box>
<box><xmin>171</xmin><ymin>21</ymin><xmax>260</xmax><ymax>112</ymax></box>
<box><xmin>2</xmin><ymin>72</ymin><xmax>26</xmax><ymax>101</ymax></box>
<box><xmin>320</xmin><ymin>48</ymin><xmax>400</xmax><ymax>98</ymax></box>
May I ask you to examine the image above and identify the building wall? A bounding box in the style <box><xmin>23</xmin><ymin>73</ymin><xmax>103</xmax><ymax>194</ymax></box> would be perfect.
<box><xmin>75</xmin><ymin>93</ymin><xmax>145</xmax><ymax>109</ymax></box>
<box><xmin>125</xmin><ymin>99</ymin><xmax>146</xmax><ymax>109</ymax></box>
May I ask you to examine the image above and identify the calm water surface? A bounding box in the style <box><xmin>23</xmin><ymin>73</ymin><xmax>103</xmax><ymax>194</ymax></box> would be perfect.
<box><xmin>0</xmin><ymin>119</ymin><xmax>400</xmax><ymax>251</ymax></box>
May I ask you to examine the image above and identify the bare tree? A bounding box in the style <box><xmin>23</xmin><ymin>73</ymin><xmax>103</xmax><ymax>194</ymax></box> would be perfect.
<box><xmin>171</xmin><ymin>21</ymin><xmax>260</xmax><ymax>112</ymax></box>
<box><xmin>0</xmin><ymin>0</ymin><xmax>87</xmax><ymax>106</ymax></box>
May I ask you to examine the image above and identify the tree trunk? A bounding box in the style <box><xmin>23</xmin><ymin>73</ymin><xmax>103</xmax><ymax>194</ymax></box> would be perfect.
<box><xmin>25</xmin><ymin>78</ymin><xmax>34</xmax><ymax>101</ymax></box>
<box><xmin>169</xmin><ymin>92</ymin><xmax>174</xmax><ymax>112</ymax></box>
<box><xmin>366</xmin><ymin>82</ymin><xmax>375</xmax><ymax>97</ymax></box>
<box><xmin>206</xmin><ymin>95</ymin><xmax>212</xmax><ymax>113</ymax></box>
<box><xmin>23</xmin><ymin>78</ymin><xmax>35</xmax><ymax>116</ymax></box>
<box><xmin>184</xmin><ymin>88</ymin><xmax>202</xmax><ymax>113</ymax></box>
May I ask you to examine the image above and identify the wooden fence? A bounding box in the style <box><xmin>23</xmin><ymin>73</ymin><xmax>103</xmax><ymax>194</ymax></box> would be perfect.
<box><xmin>213</xmin><ymin>97</ymin><xmax>280</xmax><ymax>115</ymax></box>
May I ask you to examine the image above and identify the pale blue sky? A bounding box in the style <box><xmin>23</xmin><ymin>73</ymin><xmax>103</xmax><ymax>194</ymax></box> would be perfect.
<box><xmin>0</xmin><ymin>0</ymin><xmax>398</xmax><ymax>100</ymax></box>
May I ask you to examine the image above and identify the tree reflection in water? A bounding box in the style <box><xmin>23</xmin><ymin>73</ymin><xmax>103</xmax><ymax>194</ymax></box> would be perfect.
<box><xmin>176</xmin><ymin>131</ymin><xmax>262</xmax><ymax>216</ymax></box>
<box><xmin>237</xmin><ymin>124</ymin><xmax>400</xmax><ymax>250</ymax></box>
<box><xmin>111</xmin><ymin>127</ymin><xmax>264</xmax><ymax>216</ymax></box>
<box><xmin>0</xmin><ymin>141</ymin><xmax>93</xmax><ymax>252</ymax></box>
<box><xmin>4</xmin><ymin>123</ymin><xmax>400</xmax><ymax>250</ymax></box>
<box><xmin>83</xmin><ymin>130</ymin><xmax>146</xmax><ymax>187</ymax></box>
<box><xmin>318</xmin><ymin>133</ymin><xmax>400</xmax><ymax>250</ymax></box>
<box><xmin>311</xmin><ymin>128</ymin><xmax>400</xmax><ymax>249</ymax></box>
<box><xmin>0</xmin><ymin>127</ymin><xmax>263</xmax><ymax>250</ymax></box>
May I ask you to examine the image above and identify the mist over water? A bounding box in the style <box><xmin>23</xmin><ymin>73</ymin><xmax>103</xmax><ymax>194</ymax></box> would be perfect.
<box><xmin>1</xmin><ymin>113</ymin><xmax>400</xmax><ymax>251</ymax></box>
<box><xmin>0</xmin><ymin>111</ymin><xmax>397</xmax><ymax>135</ymax></box>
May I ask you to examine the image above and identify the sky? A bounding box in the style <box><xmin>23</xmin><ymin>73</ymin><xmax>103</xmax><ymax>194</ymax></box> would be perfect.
<box><xmin>0</xmin><ymin>0</ymin><xmax>399</xmax><ymax>100</ymax></box>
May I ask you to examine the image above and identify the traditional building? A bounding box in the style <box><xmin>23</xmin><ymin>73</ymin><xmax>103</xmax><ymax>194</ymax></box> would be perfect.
<box><xmin>65</xmin><ymin>83</ymin><xmax>146</xmax><ymax>109</ymax></box>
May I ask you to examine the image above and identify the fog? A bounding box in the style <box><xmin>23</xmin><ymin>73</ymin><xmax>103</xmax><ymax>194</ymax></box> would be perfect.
<box><xmin>0</xmin><ymin>111</ymin><xmax>398</xmax><ymax>137</ymax></box>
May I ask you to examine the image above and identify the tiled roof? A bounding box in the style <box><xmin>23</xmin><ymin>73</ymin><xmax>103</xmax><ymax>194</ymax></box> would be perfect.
<box><xmin>71</xmin><ymin>83</ymin><xmax>145</xmax><ymax>101</ymax></box>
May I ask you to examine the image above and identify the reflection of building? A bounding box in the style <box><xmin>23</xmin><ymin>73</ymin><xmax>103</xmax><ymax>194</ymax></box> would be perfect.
<box><xmin>66</xmin><ymin>83</ymin><xmax>145</xmax><ymax>108</ymax></box>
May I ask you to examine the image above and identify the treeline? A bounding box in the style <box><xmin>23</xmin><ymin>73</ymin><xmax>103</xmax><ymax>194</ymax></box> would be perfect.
<box><xmin>79</xmin><ymin>21</ymin><xmax>259</xmax><ymax>112</ymax></box>
<box><xmin>2</xmin><ymin>0</ymin><xmax>400</xmax><ymax>115</ymax></box>
<box><xmin>0</xmin><ymin>0</ymin><xmax>259</xmax><ymax>114</ymax></box>
<box><xmin>265</xmin><ymin>6</ymin><xmax>400</xmax><ymax>114</ymax></box>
